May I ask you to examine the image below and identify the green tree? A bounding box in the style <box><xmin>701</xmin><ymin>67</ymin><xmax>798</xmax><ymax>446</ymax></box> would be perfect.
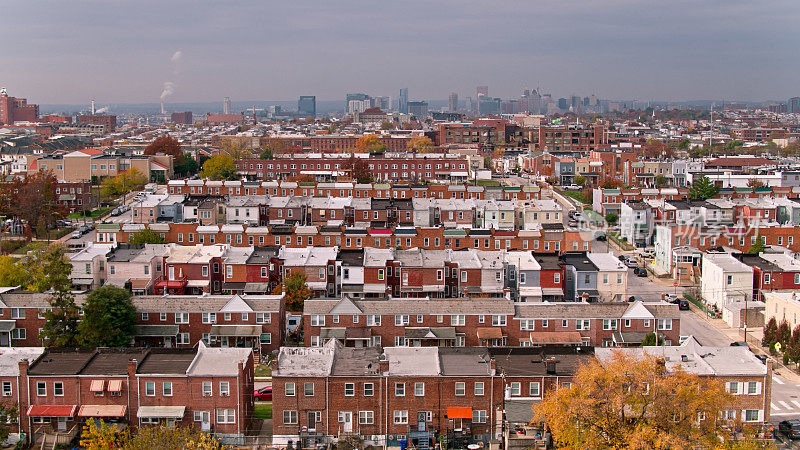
<box><xmin>654</xmin><ymin>174</ymin><xmax>668</xmax><ymax>188</ymax></box>
<box><xmin>640</xmin><ymin>332</ymin><xmax>663</xmax><ymax>346</ymax></box>
<box><xmin>173</xmin><ymin>152</ymin><xmax>199</xmax><ymax>177</ymax></box>
<box><xmin>0</xmin><ymin>255</ymin><xmax>25</xmax><ymax>288</ymax></box>
<box><xmin>100</xmin><ymin>168</ymin><xmax>148</xmax><ymax>199</ymax></box>
<box><xmin>199</xmin><ymin>154</ymin><xmax>238</xmax><ymax>180</ymax></box>
<box><xmin>129</xmin><ymin>229</ymin><xmax>165</xmax><ymax>245</ymax></box>
<box><xmin>748</xmin><ymin>238</ymin><xmax>765</xmax><ymax>255</ymax></box>
<box><xmin>77</xmin><ymin>285</ymin><xmax>137</xmax><ymax>347</ymax></box>
<box><xmin>22</xmin><ymin>243</ymin><xmax>72</xmax><ymax>292</ymax></box>
<box><xmin>574</xmin><ymin>175</ymin><xmax>587</xmax><ymax>186</ymax></box>
<box><xmin>786</xmin><ymin>325</ymin><xmax>800</xmax><ymax>365</ymax></box>
<box><xmin>764</xmin><ymin>317</ymin><xmax>778</xmax><ymax>346</ymax></box>
<box><xmin>259</xmin><ymin>147</ymin><xmax>273</xmax><ymax>160</ymax></box>
<box><xmin>283</xmin><ymin>272</ymin><xmax>311</xmax><ymax>312</ymax></box>
<box><xmin>688</xmin><ymin>175</ymin><xmax>719</xmax><ymax>200</ymax></box>
<box><xmin>605</xmin><ymin>213</ymin><xmax>618</xmax><ymax>226</ymax></box>
<box><xmin>778</xmin><ymin>320</ymin><xmax>792</xmax><ymax>348</ymax></box>
<box><xmin>0</xmin><ymin>404</ymin><xmax>17</xmax><ymax>442</ymax></box>
<box><xmin>39</xmin><ymin>286</ymin><xmax>81</xmax><ymax>347</ymax></box>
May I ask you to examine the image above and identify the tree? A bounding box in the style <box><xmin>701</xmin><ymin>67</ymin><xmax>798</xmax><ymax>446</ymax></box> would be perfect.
<box><xmin>787</xmin><ymin>325</ymin><xmax>800</xmax><ymax>365</ymax></box>
<box><xmin>599</xmin><ymin>177</ymin><xmax>623</xmax><ymax>189</ymax></box>
<box><xmin>574</xmin><ymin>175</ymin><xmax>587</xmax><ymax>187</ymax></box>
<box><xmin>747</xmin><ymin>178</ymin><xmax>765</xmax><ymax>189</ymax></box>
<box><xmin>144</xmin><ymin>135</ymin><xmax>184</xmax><ymax>166</ymax></box>
<box><xmin>0</xmin><ymin>404</ymin><xmax>17</xmax><ymax>443</ymax></box>
<box><xmin>283</xmin><ymin>272</ymin><xmax>311</xmax><ymax>312</ymax></box>
<box><xmin>22</xmin><ymin>243</ymin><xmax>72</xmax><ymax>292</ymax></box>
<box><xmin>408</xmin><ymin>136</ymin><xmax>434</xmax><ymax>153</ymax></box>
<box><xmin>129</xmin><ymin>228</ymin><xmax>165</xmax><ymax>245</ymax></box>
<box><xmin>39</xmin><ymin>286</ymin><xmax>81</xmax><ymax>347</ymax></box>
<box><xmin>100</xmin><ymin>168</ymin><xmax>148</xmax><ymax>199</ymax></box>
<box><xmin>219</xmin><ymin>138</ymin><xmax>253</xmax><ymax>160</ymax></box>
<box><xmin>355</xmin><ymin>134</ymin><xmax>387</xmax><ymax>153</ymax></box>
<box><xmin>379</xmin><ymin>120</ymin><xmax>395</xmax><ymax>131</ymax></box>
<box><xmin>259</xmin><ymin>147</ymin><xmax>274</xmax><ymax>160</ymax></box>
<box><xmin>200</xmin><ymin>154</ymin><xmax>238</xmax><ymax>180</ymax></box>
<box><xmin>342</xmin><ymin>154</ymin><xmax>372</xmax><ymax>184</ymax></box>
<box><xmin>77</xmin><ymin>285</ymin><xmax>137</xmax><ymax>347</ymax></box>
<box><xmin>688</xmin><ymin>175</ymin><xmax>719</xmax><ymax>201</ymax></box>
<box><xmin>640</xmin><ymin>332</ymin><xmax>663</xmax><ymax>346</ymax></box>
<box><xmin>654</xmin><ymin>174</ymin><xmax>668</xmax><ymax>188</ymax></box>
<box><xmin>533</xmin><ymin>351</ymin><xmax>739</xmax><ymax>449</ymax></box>
<box><xmin>173</xmin><ymin>153</ymin><xmax>199</xmax><ymax>177</ymax></box>
<box><xmin>4</xmin><ymin>170</ymin><xmax>66</xmax><ymax>240</ymax></box>
<box><xmin>778</xmin><ymin>320</ymin><xmax>792</xmax><ymax>349</ymax></box>
<box><xmin>764</xmin><ymin>317</ymin><xmax>778</xmax><ymax>346</ymax></box>
<box><xmin>80</xmin><ymin>419</ymin><xmax>128</xmax><ymax>449</ymax></box>
<box><xmin>748</xmin><ymin>238</ymin><xmax>765</xmax><ymax>255</ymax></box>
<box><xmin>0</xmin><ymin>256</ymin><xmax>25</xmax><ymax>288</ymax></box>
<box><xmin>80</xmin><ymin>422</ymin><xmax>223</xmax><ymax>450</ymax></box>
<box><xmin>605</xmin><ymin>213</ymin><xmax>618</xmax><ymax>226</ymax></box>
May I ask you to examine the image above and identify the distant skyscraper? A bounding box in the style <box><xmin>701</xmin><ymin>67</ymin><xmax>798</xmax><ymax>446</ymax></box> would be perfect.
<box><xmin>448</xmin><ymin>93</ymin><xmax>459</xmax><ymax>112</ymax></box>
<box><xmin>374</xmin><ymin>96</ymin><xmax>391</xmax><ymax>111</ymax></box>
<box><xmin>789</xmin><ymin>97</ymin><xmax>800</xmax><ymax>114</ymax></box>
<box><xmin>223</xmin><ymin>97</ymin><xmax>231</xmax><ymax>114</ymax></box>
<box><xmin>298</xmin><ymin>96</ymin><xmax>316</xmax><ymax>117</ymax></box>
<box><xmin>557</xmin><ymin>98</ymin><xmax>568</xmax><ymax>110</ymax></box>
<box><xmin>407</xmin><ymin>101</ymin><xmax>428</xmax><ymax>119</ymax></box>
<box><xmin>398</xmin><ymin>88</ymin><xmax>408</xmax><ymax>114</ymax></box>
<box><xmin>477</xmin><ymin>85</ymin><xmax>488</xmax><ymax>98</ymax></box>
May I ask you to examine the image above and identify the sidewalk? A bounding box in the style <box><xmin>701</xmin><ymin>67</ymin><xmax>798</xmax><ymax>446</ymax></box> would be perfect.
<box><xmin>687</xmin><ymin>304</ymin><xmax>800</xmax><ymax>383</ymax></box>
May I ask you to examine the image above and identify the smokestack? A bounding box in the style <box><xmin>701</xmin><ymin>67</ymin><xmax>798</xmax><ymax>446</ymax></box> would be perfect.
<box><xmin>91</xmin><ymin>100</ymin><xmax>95</xmax><ymax>115</ymax></box>
<box><xmin>161</xmin><ymin>101</ymin><xmax>165</xmax><ymax>115</ymax></box>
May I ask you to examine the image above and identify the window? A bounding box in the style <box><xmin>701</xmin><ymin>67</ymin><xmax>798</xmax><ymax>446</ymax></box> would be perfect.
<box><xmin>145</xmin><ymin>382</ymin><xmax>155</xmax><ymax>397</ymax></box>
<box><xmin>283</xmin><ymin>410</ymin><xmax>298</xmax><ymax>424</ymax></box>
<box><xmin>359</xmin><ymin>411</ymin><xmax>374</xmax><ymax>424</ymax></box>
<box><xmin>509</xmin><ymin>382</ymin><xmax>521</xmax><ymax>396</ymax></box>
<box><xmin>215</xmin><ymin>408</ymin><xmax>236</xmax><ymax>423</ymax></box>
<box><xmin>747</xmin><ymin>381</ymin><xmax>760</xmax><ymax>395</ymax></box>
<box><xmin>393</xmin><ymin>410</ymin><xmax>408</xmax><ymax>424</ymax></box>
<box><xmin>10</xmin><ymin>308</ymin><xmax>24</xmax><ymax>319</ymax></box>
<box><xmin>11</xmin><ymin>328</ymin><xmax>25</xmax><ymax>340</ymax></box>
<box><xmin>175</xmin><ymin>312</ymin><xmax>189</xmax><ymax>324</ymax></box>
<box><xmin>202</xmin><ymin>312</ymin><xmax>216</xmax><ymax>324</ymax></box>
<box><xmin>395</xmin><ymin>383</ymin><xmax>405</xmax><ymax>396</ymax></box>
<box><xmin>256</xmin><ymin>312</ymin><xmax>270</xmax><ymax>324</ymax></box>
<box><xmin>727</xmin><ymin>381</ymin><xmax>739</xmax><ymax>395</ymax></box>
<box><xmin>53</xmin><ymin>382</ymin><xmax>63</xmax><ymax>396</ymax></box>
<box><xmin>554</xmin><ymin>273</ymin><xmax>561</xmax><ymax>283</ymax></box>
<box><xmin>529</xmin><ymin>382</ymin><xmax>540</xmax><ymax>396</ymax></box>
<box><xmin>310</xmin><ymin>315</ymin><xmax>325</xmax><ymax>326</ymax></box>
<box><xmin>414</xmin><ymin>382</ymin><xmax>425</xmax><ymax>396</ymax></box>
<box><xmin>362</xmin><ymin>383</ymin><xmax>372</xmax><ymax>396</ymax></box>
<box><xmin>219</xmin><ymin>381</ymin><xmax>230</xmax><ymax>397</ymax></box>
<box><xmin>657</xmin><ymin>319</ymin><xmax>672</xmax><ymax>330</ymax></box>
<box><xmin>1</xmin><ymin>382</ymin><xmax>10</xmax><ymax>397</ymax></box>
<box><xmin>451</xmin><ymin>315</ymin><xmax>465</xmax><ymax>326</ymax></box>
<box><xmin>141</xmin><ymin>313</ymin><xmax>149</xmax><ymax>321</ymax></box>
<box><xmin>520</xmin><ymin>319</ymin><xmax>535</xmax><ymax>331</ymax></box>
<box><xmin>367</xmin><ymin>315</ymin><xmax>381</xmax><ymax>326</ymax></box>
<box><xmin>744</xmin><ymin>410</ymin><xmax>760</xmax><ymax>422</ymax></box>
<box><xmin>492</xmin><ymin>315</ymin><xmax>506</xmax><ymax>326</ymax></box>
<box><xmin>162</xmin><ymin>382</ymin><xmax>172</xmax><ymax>396</ymax></box>
<box><xmin>602</xmin><ymin>319</ymin><xmax>618</xmax><ymax>330</ymax></box>
<box><xmin>202</xmin><ymin>381</ymin><xmax>213</xmax><ymax>396</ymax></box>
<box><xmin>455</xmin><ymin>382</ymin><xmax>465</xmax><ymax>396</ymax></box>
<box><xmin>395</xmin><ymin>315</ymin><xmax>409</xmax><ymax>326</ymax></box>
<box><xmin>472</xmin><ymin>410</ymin><xmax>487</xmax><ymax>423</ymax></box>
<box><xmin>474</xmin><ymin>382</ymin><xmax>484</xmax><ymax>396</ymax></box>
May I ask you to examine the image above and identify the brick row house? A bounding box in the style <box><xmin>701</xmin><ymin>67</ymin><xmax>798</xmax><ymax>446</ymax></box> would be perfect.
<box><xmin>0</xmin><ymin>344</ymin><xmax>253</xmax><ymax>445</ymax></box>
<box><xmin>302</xmin><ymin>298</ymin><xmax>680</xmax><ymax>348</ymax></box>
<box><xmin>271</xmin><ymin>340</ymin><xmax>593</xmax><ymax>448</ymax></box>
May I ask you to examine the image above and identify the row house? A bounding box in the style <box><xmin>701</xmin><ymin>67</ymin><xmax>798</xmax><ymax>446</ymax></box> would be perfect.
<box><xmin>105</xmin><ymin>244</ymin><xmax>170</xmax><ymax>295</ymax></box>
<box><xmin>700</xmin><ymin>252</ymin><xmax>754</xmax><ymax>309</ymax></box>
<box><xmin>596</xmin><ymin>338</ymin><xmax>771</xmax><ymax>424</ymax></box>
<box><xmin>132</xmin><ymin>294</ymin><xmax>284</xmax><ymax>357</ymax></box>
<box><xmin>302</xmin><ymin>297</ymin><xmax>679</xmax><ymax>348</ymax></box>
<box><xmin>279</xmin><ymin>246</ymin><xmax>339</xmax><ymax>297</ymax></box>
<box><xmin>69</xmin><ymin>243</ymin><xmax>114</xmax><ymax>291</ymax></box>
<box><xmin>154</xmin><ymin>244</ymin><xmax>226</xmax><ymax>295</ymax></box>
<box><xmin>736</xmin><ymin>252</ymin><xmax>800</xmax><ymax>302</ymax></box>
<box><xmin>55</xmin><ymin>181</ymin><xmax>95</xmax><ymax>213</ymax></box>
<box><xmin>338</xmin><ymin>248</ymin><xmax>395</xmax><ymax>299</ymax></box>
<box><xmin>272</xmin><ymin>341</ymin><xmax>592</xmax><ymax>447</ymax></box>
<box><xmin>7</xmin><ymin>344</ymin><xmax>252</xmax><ymax>445</ymax></box>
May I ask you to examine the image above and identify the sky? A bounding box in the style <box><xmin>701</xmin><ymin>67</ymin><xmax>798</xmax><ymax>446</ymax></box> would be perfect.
<box><xmin>1</xmin><ymin>0</ymin><xmax>798</xmax><ymax>105</ymax></box>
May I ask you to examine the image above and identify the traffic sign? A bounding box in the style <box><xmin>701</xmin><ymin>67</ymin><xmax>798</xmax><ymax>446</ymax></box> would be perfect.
<box><xmin>673</xmin><ymin>282</ymin><xmax>678</xmax><ymax>287</ymax></box>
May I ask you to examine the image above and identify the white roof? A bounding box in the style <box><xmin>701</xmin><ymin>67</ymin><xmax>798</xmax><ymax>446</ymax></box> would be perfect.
<box><xmin>276</xmin><ymin>340</ymin><xmax>337</xmax><ymax>377</ymax></box>
<box><xmin>0</xmin><ymin>347</ymin><xmax>44</xmax><ymax>376</ymax></box>
<box><xmin>588</xmin><ymin>252</ymin><xmax>627</xmax><ymax>272</ymax></box>
<box><xmin>384</xmin><ymin>347</ymin><xmax>440</xmax><ymax>376</ymax></box>
<box><xmin>186</xmin><ymin>341</ymin><xmax>252</xmax><ymax>376</ymax></box>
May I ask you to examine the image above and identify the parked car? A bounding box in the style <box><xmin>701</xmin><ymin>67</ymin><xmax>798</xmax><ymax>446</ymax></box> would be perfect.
<box><xmin>754</xmin><ymin>354</ymin><xmax>768</xmax><ymax>364</ymax></box>
<box><xmin>628</xmin><ymin>295</ymin><xmax>644</xmax><ymax>302</ymax></box>
<box><xmin>662</xmin><ymin>293</ymin><xmax>678</xmax><ymax>303</ymax></box>
<box><xmin>678</xmin><ymin>299</ymin><xmax>690</xmax><ymax>310</ymax></box>
<box><xmin>633</xmin><ymin>267</ymin><xmax>648</xmax><ymax>277</ymax></box>
<box><xmin>563</xmin><ymin>184</ymin><xmax>582</xmax><ymax>190</ymax></box>
<box><xmin>730</xmin><ymin>341</ymin><xmax>749</xmax><ymax>348</ymax></box>
<box><xmin>595</xmin><ymin>233</ymin><xmax>606</xmax><ymax>241</ymax></box>
<box><xmin>110</xmin><ymin>208</ymin><xmax>121</xmax><ymax>216</ymax></box>
<box><xmin>254</xmin><ymin>386</ymin><xmax>272</xmax><ymax>401</ymax></box>
<box><xmin>618</xmin><ymin>254</ymin><xmax>628</xmax><ymax>262</ymax></box>
<box><xmin>625</xmin><ymin>259</ymin><xmax>639</xmax><ymax>268</ymax></box>
<box><xmin>71</xmin><ymin>230</ymin><xmax>83</xmax><ymax>239</ymax></box>
<box><xmin>779</xmin><ymin>420</ymin><xmax>800</xmax><ymax>439</ymax></box>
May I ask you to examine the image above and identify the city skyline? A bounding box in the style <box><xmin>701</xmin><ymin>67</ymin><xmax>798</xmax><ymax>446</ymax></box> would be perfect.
<box><xmin>1</xmin><ymin>0</ymin><xmax>798</xmax><ymax>104</ymax></box>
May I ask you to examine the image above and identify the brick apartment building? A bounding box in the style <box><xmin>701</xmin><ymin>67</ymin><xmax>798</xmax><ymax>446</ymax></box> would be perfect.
<box><xmin>76</xmin><ymin>114</ymin><xmax>117</xmax><ymax>132</ymax></box>
<box><xmin>0</xmin><ymin>89</ymin><xmax>39</xmax><ymax>125</ymax></box>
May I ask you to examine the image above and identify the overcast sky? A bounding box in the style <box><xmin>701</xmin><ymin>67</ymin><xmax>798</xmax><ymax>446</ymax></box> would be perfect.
<box><xmin>1</xmin><ymin>0</ymin><xmax>798</xmax><ymax>104</ymax></box>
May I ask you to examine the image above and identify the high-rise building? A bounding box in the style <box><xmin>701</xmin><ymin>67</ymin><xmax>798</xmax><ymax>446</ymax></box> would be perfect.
<box><xmin>398</xmin><ymin>88</ymin><xmax>408</xmax><ymax>114</ymax></box>
<box><xmin>223</xmin><ymin>97</ymin><xmax>231</xmax><ymax>115</ymax></box>
<box><xmin>478</xmin><ymin>97</ymin><xmax>500</xmax><ymax>115</ymax></box>
<box><xmin>558</xmin><ymin>98</ymin><xmax>568</xmax><ymax>110</ymax></box>
<box><xmin>298</xmin><ymin>96</ymin><xmax>316</xmax><ymax>117</ymax></box>
<box><xmin>0</xmin><ymin>88</ymin><xmax>39</xmax><ymax>125</ymax></box>
<box><xmin>348</xmin><ymin>99</ymin><xmax>371</xmax><ymax>115</ymax></box>
<box><xmin>789</xmin><ymin>97</ymin><xmax>800</xmax><ymax>114</ymax></box>
<box><xmin>374</xmin><ymin>96</ymin><xmax>391</xmax><ymax>111</ymax></box>
<box><xmin>476</xmin><ymin>86</ymin><xmax>488</xmax><ymax>98</ymax></box>
<box><xmin>407</xmin><ymin>101</ymin><xmax>428</xmax><ymax>119</ymax></box>
<box><xmin>448</xmin><ymin>93</ymin><xmax>459</xmax><ymax>112</ymax></box>
<box><xmin>170</xmin><ymin>111</ymin><xmax>193</xmax><ymax>125</ymax></box>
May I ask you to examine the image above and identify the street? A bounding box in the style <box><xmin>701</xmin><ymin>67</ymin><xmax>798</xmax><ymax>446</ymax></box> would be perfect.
<box><xmin>678</xmin><ymin>310</ymin><xmax>732</xmax><ymax>346</ymax></box>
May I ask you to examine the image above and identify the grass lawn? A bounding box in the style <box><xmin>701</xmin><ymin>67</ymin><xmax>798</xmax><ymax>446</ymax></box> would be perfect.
<box><xmin>562</xmin><ymin>190</ymin><xmax>592</xmax><ymax>204</ymax></box>
<box><xmin>254</xmin><ymin>363</ymin><xmax>272</xmax><ymax>378</ymax></box>
<box><xmin>475</xmin><ymin>179</ymin><xmax>501</xmax><ymax>187</ymax></box>
<box><xmin>67</xmin><ymin>206</ymin><xmax>114</xmax><ymax>219</ymax></box>
<box><xmin>253</xmin><ymin>403</ymin><xmax>272</xmax><ymax>419</ymax></box>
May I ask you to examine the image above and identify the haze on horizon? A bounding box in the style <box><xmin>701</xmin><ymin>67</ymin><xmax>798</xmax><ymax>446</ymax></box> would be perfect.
<box><xmin>1</xmin><ymin>0</ymin><xmax>798</xmax><ymax>105</ymax></box>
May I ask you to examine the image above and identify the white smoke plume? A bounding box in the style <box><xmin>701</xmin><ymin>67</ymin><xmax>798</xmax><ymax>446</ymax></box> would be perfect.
<box><xmin>160</xmin><ymin>81</ymin><xmax>176</xmax><ymax>101</ymax></box>
<box><xmin>94</xmin><ymin>106</ymin><xmax>109</xmax><ymax>114</ymax></box>
<box><xmin>160</xmin><ymin>50</ymin><xmax>182</xmax><ymax>102</ymax></box>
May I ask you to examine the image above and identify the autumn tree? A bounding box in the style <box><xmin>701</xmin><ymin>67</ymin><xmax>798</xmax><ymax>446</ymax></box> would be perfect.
<box><xmin>6</xmin><ymin>170</ymin><xmax>66</xmax><ymax>240</ymax></box>
<box><xmin>748</xmin><ymin>238</ymin><xmax>765</xmax><ymax>255</ymax></box>
<box><xmin>778</xmin><ymin>320</ymin><xmax>792</xmax><ymax>349</ymax></box>
<box><xmin>77</xmin><ymin>285</ymin><xmax>138</xmax><ymax>347</ymax></box>
<box><xmin>100</xmin><ymin>168</ymin><xmax>148</xmax><ymax>199</ymax></box>
<box><xmin>343</xmin><ymin>154</ymin><xmax>373</xmax><ymax>184</ymax></box>
<box><xmin>80</xmin><ymin>421</ymin><xmax>223</xmax><ymax>450</ymax></box>
<box><xmin>0</xmin><ymin>256</ymin><xmax>25</xmax><ymax>288</ymax></box>
<box><xmin>764</xmin><ymin>317</ymin><xmax>778</xmax><ymax>347</ymax></box>
<box><xmin>533</xmin><ymin>351</ymin><xmax>740</xmax><ymax>449</ymax></box>
<box><xmin>380</xmin><ymin>120</ymin><xmax>395</xmax><ymax>130</ymax></box>
<box><xmin>219</xmin><ymin>138</ymin><xmax>253</xmax><ymax>160</ymax></box>
<box><xmin>600</xmin><ymin>177</ymin><xmax>623</xmax><ymax>189</ymax></box>
<box><xmin>39</xmin><ymin>285</ymin><xmax>81</xmax><ymax>347</ymax></box>
<box><xmin>22</xmin><ymin>243</ymin><xmax>72</xmax><ymax>292</ymax></box>
<box><xmin>786</xmin><ymin>325</ymin><xmax>800</xmax><ymax>365</ymax></box>
<box><xmin>355</xmin><ymin>134</ymin><xmax>387</xmax><ymax>153</ymax></box>
<box><xmin>261</xmin><ymin>138</ymin><xmax>286</xmax><ymax>159</ymax></box>
<box><xmin>747</xmin><ymin>178</ymin><xmax>765</xmax><ymax>189</ymax></box>
<box><xmin>574</xmin><ymin>175</ymin><xmax>587</xmax><ymax>186</ymax></box>
<box><xmin>129</xmin><ymin>228</ymin><xmax>165</xmax><ymax>245</ymax></box>
<box><xmin>654</xmin><ymin>174</ymin><xmax>668</xmax><ymax>188</ymax></box>
<box><xmin>283</xmin><ymin>272</ymin><xmax>311</xmax><ymax>312</ymax></box>
<box><xmin>200</xmin><ymin>154</ymin><xmax>238</xmax><ymax>181</ymax></box>
<box><xmin>144</xmin><ymin>135</ymin><xmax>184</xmax><ymax>166</ymax></box>
<box><xmin>408</xmin><ymin>136</ymin><xmax>434</xmax><ymax>153</ymax></box>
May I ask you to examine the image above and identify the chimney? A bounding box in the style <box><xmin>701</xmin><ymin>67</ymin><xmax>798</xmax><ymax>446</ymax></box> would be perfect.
<box><xmin>91</xmin><ymin>100</ymin><xmax>96</xmax><ymax>115</ymax></box>
<box><xmin>18</xmin><ymin>359</ymin><xmax>29</xmax><ymax>377</ymax></box>
<box><xmin>127</xmin><ymin>359</ymin><xmax>138</xmax><ymax>378</ymax></box>
<box><xmin>489</xmin><ymin>358</ymin><xmax>496</xmax><ymax>371</ymax></box>
<box><xmin>544</xmin><ymin>357</ymin><xmax>557</xmax><ymax>375</ymax></box>
<box><xmin>378</xmin><ymin>355</ymin><xmax>389</xmax><ymax>373</ymax></box>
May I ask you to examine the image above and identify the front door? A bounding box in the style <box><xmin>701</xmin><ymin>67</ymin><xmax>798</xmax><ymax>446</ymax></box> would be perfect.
<box><xmin>164</xmin><ymin>336</ymin><xmax>173</xmax><ymax>348</ymax></box>
<box><xmin>168</xmin><ymin>266</ymin><xmax>175</xmax><ymax>280</ymax></box>
<box><xmin>342</xmin><ymin>411</ymin><xmax>353</xmax><ymax>433</ymax></box>
<box><xmin>56</xmin><ymin>417</ymin><xmax>67</xmax><ymax>431</ymax></box>
<box><xmin>200</xmin><ymin>411</ymin><xmax>210</xmax><ymax>431</ymax></box>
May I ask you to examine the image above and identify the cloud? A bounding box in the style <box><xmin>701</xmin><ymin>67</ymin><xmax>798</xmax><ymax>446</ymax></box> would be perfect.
<box><xmin>170</xmin><ymin>50</ymin><xmax>182</xmax><ymax>63</ymax></box>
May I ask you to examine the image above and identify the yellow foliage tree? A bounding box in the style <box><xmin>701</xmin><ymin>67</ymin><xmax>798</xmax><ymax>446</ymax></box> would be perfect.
<box><xmin>355</xmin><ymin>134</ymin><xmax>387</xmax><ymax>153</ymax></box>
<box><xmin>80</xmin><ymin>421</ymin><xmax>224</xmax><ymax>450</ymax></box>
<box><xmin>200</xmin><ymin>155</ymin><xmax>238</xmax><ymax>181</ymax></box>
<box><xmin>219</xmin><ymin>138</ymin><xmax>253</xmax><ymax>160</ymax></box>
<box><xmin>100</xmin><ymin>168</ymin><xmax>148</xmax><ymax>199</ymax></box>
<box><xmin>408</xmin><ymin>136</ymin><xmax>434</xmax><ymax>153</ymax></box>
<box><xmin>532</xmin><ymin>351</ymin><xmax>761</xmax><ymax>449</ymax></box>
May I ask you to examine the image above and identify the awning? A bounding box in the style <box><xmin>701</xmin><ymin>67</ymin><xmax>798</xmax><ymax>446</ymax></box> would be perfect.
<box><xmin>541</xmin><ymin>288</ymin><xmax>563</xmax><ymax>296</ymax></box>
<box><xmin>210</xmin><ymin>325</ymin><xmax>262</xmax><ymax>337</ymax></box>
<box><xmin>108</xmin><ymin>380</ymin><xmax>123</xmax><ymax>393</ymax></box>
<box><xmin>135</xmin><ymin>325</ymin><xmax>179</xmax><ymax>337</ymax></box>
<box><xmin>447</xmin><ymin>407</ymin><xmax>473</xmax><ymax>419</ymax></box>
<box><xmin>244</xmin><ymin>282</ymin><xmax>271</xmax><ymax>294</ymax></box>
<box><xmin>345</xmin><ymin>328</ymin><xmax>372</xmax><ymax>339</ymax></box>
<box><xmin>529</xmin><ymin>331</ymin><xmax>584</xmax><ymax>345</ymax></box>
<box><xmin>320</xmin><ymin>328</ymin><xmax>347</xmax><ymax>340</ymax></box>
<box><xmin>105</xmin><ymin>278</ymin><xmax>130</xmax><ymax>288</ymax></box>
<box><xmin>222</xmin><ymin>282</ymin><xmax>246</xmax><ymax>291</ymax></box>
<box><xmin>505</xmin><ymin>400</ymin><xmax>538</xmax><ymax>423</ymax></box>
<box><xmin>89</xmin><ymin>380</ymin><xmax>104</xmax><ymax>392</ymax></box>
<box><xmin>78</xmin><ymin>405</ymin><xmax>126</xmax><ymax>418</ymax></box>
<box><xmin>476</xmin><ymin>328</ymin><xmax>503</xmax><ymax>340</ymax></box>
<box><xmin>27</xmin><ymin>405</ymin><xmax>76</xmax><ymax>417</ymax></box>
<box><xmin>130</xmin><ymin>279</ymin><xmax>152</xmax><ymax>290</ymax></box>
<box><xmin>612</xmin><ymin>331</ymin><xmax>649</xmax><ymax>345</ymax></box>
<box><xmin>0</xmin><ymin>321</ymin><xmax>15</xmax><ymax>333</ymax></box>
<box><xmin>58</xmin><ymin>193</ymin><xmax>76</xmax><ymax>201</ymax></box>
<box><xmin>405</xmin><ymin>327</ymin><xmax>456</xmax><ymax>340</ymax></box>
<box><xmin>186</xmin><ymin>279</ymin><xmax>209</xmax><ymax>288</ymax></box>
<box><xmin>137</xmin><ymin>406</ymin><xmax>185</xmax><ymax>419</ymax></box>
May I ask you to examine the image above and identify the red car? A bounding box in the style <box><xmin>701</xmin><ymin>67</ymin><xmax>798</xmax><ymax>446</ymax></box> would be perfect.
<box><xmin>254</xmin><ymin>386</ymin><xmax>272</xmax><ymax>401</ymax></box>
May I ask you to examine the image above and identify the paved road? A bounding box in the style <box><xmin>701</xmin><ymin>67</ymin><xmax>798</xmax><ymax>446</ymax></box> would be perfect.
<box><xmin>679</xmin><ymin>310</ymin><xmax>732</xmax><ymax>346</ymax></box>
